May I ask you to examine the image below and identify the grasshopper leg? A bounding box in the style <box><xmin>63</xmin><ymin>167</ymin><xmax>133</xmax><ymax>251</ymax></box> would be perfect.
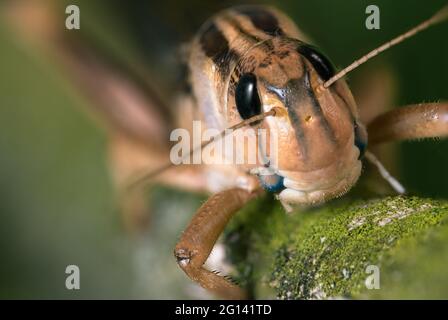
<box><xmin>367</xmin><ymin>103</ymin><xmax>448</xmax><ymax>145</ymax></box>
<box><xmin>354</xmin><ymin>66</ymin><xmax>397</xmax><ymax>154</ymax></box>
<box><xmin>174</xmin><ymin>188</ymin><xmax>261</xmax><ymax>299</ymax></box>
<box><xmin>366</xmin><ymin>102</ymin><xmax>447</xmax><ymax>192</ymax></box>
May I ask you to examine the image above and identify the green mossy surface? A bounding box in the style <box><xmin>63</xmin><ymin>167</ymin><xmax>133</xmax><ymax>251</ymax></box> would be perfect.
<box><xmin>225</xmin><ymin>196</ymin><xmax>448</xmax><ymax>299</ymax></box>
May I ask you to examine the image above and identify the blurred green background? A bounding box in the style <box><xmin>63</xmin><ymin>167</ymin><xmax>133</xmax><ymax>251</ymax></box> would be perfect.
<box><xmin>0</xmin><ymin>0</ymin><xmax>446</xmax><ymax>299</ymax></box>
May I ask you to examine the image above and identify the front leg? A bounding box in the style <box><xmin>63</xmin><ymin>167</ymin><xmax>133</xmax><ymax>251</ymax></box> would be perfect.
<box><xmin>174</xmin><ymin>188</ymin><xmax>262</xmax><ymax>299</ymax></box>
<box><xmin>367</xmin><ymin>103</ymin><xmax>448</xmax><ymax>145</ymax></box>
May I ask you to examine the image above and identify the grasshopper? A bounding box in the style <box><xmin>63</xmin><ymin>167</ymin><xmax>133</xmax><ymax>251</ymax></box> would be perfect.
<box><xmin>5</xmin><ymin>2</ymin><xmax>448</xmax><ymax>299</ymax></box>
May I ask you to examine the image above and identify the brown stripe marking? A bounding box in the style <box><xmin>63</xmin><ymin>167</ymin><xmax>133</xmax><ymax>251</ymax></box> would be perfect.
<box><xmin>236</xmin><ymin>6</ymin><xmax>285</xmax><ymax>36</ymax></box>
<box><xmin>199</xmin><ymin>21</ymin><xmax>240</xmax><ymax>80</ymax></box>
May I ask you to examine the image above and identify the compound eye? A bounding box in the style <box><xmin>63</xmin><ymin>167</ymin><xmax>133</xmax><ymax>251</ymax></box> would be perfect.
<box><xmin>235</xmin><ymin>73</ymin><xmax>262</xmax><ymax>120</ymax></box>
<box><xmin>298</xmin><ymin>44</ymin><xmax>335</xmax><ymax>81</ymax></box>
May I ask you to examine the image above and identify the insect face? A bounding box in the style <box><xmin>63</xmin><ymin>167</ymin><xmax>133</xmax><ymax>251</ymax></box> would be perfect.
<box><xmin>227</xmin><ymin>37</ymin><xmax>367</xmax><ymax>206</ymax></box>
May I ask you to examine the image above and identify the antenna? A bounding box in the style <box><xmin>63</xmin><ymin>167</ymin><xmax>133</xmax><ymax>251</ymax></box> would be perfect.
<box><xmin>322</xmin><ymin>4</ymin><xmax>448</xmax><ymax>89</ymax></box>
<box><xmin>127</xmin><ymin>108</ymin><xmax>278</xmax><ymax>189</ymax></box>
<box><xmin>365</xmin><ymin>151</ymin><xmax>405</xmax><ymax>194</ymax></box>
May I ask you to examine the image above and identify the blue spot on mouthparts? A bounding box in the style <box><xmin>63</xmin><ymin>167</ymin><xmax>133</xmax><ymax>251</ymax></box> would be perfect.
<box><xmin>258</xmin><ymin>174</ymin><xmax>285</xmax><ymax>193</ymax></box>
<box><xmin>354</xmin><ymin>122</ymin><xmax>367</xmax><ymax>159</ymax></box>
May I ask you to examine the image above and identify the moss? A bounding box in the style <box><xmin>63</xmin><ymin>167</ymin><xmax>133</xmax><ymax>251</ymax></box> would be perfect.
<box><xmin>225</xmin><ymin>196</ymin><xmax>448</xmax><ymax>299</ymax></box>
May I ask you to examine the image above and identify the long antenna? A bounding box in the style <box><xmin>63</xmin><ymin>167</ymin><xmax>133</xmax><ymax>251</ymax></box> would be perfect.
<box><xmin>127</xmin><ymin>108</ymin><xmax>278</xmax><ymax>189</ymax></box>
<box><xmin>365</xmin><ymin>151</ymin><xmax>405</xmax><ymax>194</ymax></box>
<box><xmin>323</xmin><ymin>4</ymin><xmax>448</xmax><ymax>88</ymax></box>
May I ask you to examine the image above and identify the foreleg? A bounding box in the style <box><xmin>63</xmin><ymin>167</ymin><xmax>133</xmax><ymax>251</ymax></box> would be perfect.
<box><xmin>174</xmin><ymin>188</ymin><xmax>262</xmax><ymax>299</ymax></box>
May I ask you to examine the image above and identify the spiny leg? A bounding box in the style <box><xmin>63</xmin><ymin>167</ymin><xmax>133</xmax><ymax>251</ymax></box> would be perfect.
<box><xmin>174</xmin><ymin>188</ymin><xmax>262</xmax><ymax>299</ymax></box>
<box><xmin>367</xmin><ymin>103</ymin><xmax>448</xmax><ymax>145</ymax></box>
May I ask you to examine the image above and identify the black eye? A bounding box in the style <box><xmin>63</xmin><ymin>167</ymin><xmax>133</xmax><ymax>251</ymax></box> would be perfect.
<box><xmin>235</xmin><ymin>73</ymin><xmax>262</xmax><ymax>120</ymax></box>
<box><xmin>354</xmin><ymin>121</ymin><xmax>368</xmax><ymax>159</ymax></box>
<box><xmin>298</xmin><ymin>44</ymin><xmax>335</xmax><ymax>81</ymax></box>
